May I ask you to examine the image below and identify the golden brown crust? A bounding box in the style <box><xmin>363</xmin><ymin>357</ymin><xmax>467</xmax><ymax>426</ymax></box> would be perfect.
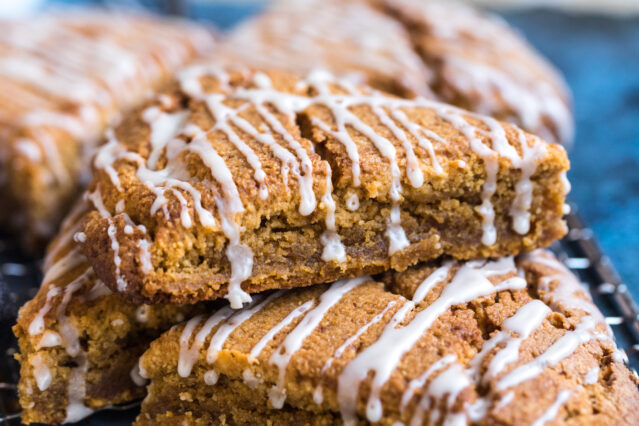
<box><xmin>222</xmin><ymin>0</ymin><xmax>573</xmax><ymax>145</ymax></box>
<box><xmin>219</xmin><ymin>0</ymin><xmax>433</xmax><ymax>99</ymax></box>
<box><xmin>377</xmin><ymin>0</ymin><xmax>573</xmax><ymax>144</ymax></box>
<box><xmin>12</xmin><ymin>200</ymin><xmax>208</xmax><ymax>425</ymax></box>
<box><xmin>136</xmin><ymin>252</ymin><xmax>639</xmax><ymax>425</ymax></box>
<box><xmin>80</xmin><ymin>67</ymin><xmax>569</xmax><ymax>306</ymax></box>
<box><xmin>0</xmin><ymin>13</ymin><xmax>215</xmax><ymax>251</ymax></box>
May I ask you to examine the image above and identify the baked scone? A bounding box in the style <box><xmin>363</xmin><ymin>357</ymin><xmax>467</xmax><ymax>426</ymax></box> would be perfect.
<box><xmin>136</xmin><ymin>251</ymin><xmax>639</xmax><ymax>425</ymax></box>
<box><xmin>12</xmin><ymin>199</ymin><xmax>208</xmax><ymax>424</ymax></box>
<box><xmin>220</xmin><ymin>0</ymin><xmax>433</xmax><ymax>98</ymax></box>
<box><xmin>377</xmin><ymin>0</ymin><xmax>574</xmax><ymax>144</ymax></box>
<box><xmin>224</xmin><ymin>0</ymin><xmax>573</xmax><ymax>145</ymax></box>
<box><xmin>0</xmin><ymin>11</ymin><xmax>215</xmax><ymax>251</ymax></box>
<box><xmin>79</xmin><ymin>67</ymin><xmax>569</xmax><ymax>308</ymax></box>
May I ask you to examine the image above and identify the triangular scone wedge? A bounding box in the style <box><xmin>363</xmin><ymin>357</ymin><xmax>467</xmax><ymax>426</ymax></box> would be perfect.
<box><xmin>136</xmin><ymin>251</ymin><xmax>639</xmax><ymax>425</ymax></box>
<box><xmin>12</xmin><ymin>199</ymin><xmax>208</xmax><ymax>425</ymax></box>
<box><xmin>80</xmin><ymin>67</ymin><xmax>569</xmax><ymax>307</ymax></box>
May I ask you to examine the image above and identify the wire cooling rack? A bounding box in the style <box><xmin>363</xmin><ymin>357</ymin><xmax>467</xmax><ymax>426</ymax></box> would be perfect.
<box><xmin>1</xmin><ymin>209</ymin><xmax>638</xmax><ymax>424</ymax></box>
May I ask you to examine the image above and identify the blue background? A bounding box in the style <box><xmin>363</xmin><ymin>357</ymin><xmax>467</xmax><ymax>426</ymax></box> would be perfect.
<box><xmin>502</xmin><ymin>11</ymin><xmax>639</xmax><ymax>299</ymax></box>
<box><xmin>37</xmin><ymin>2</ymin><xmax>639</xmax><ymax>299</ymax></box>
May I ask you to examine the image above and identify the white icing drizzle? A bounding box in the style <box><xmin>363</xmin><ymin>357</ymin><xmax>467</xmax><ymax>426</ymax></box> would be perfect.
<box><xmin>497</xmin><ymin>315</ymin><xmax>602</xmax><ymax>391</ymax></box>
<box><xmin>412</xmin><ymin>363</ymin><xmax>471</xmax><ymax>426</ymax></box>
<box><xmin>206</xmin><ymin>291</ymin><xmax>282</xmax><ymax>364</ymax></box>
<box><xmin>494</xmin><ymin>251</ymin><xmax>619</xmax><ymax>392</ymax></box>
<box><xmin>136</xmin><ymin>240</ymin><xmax>153</xmax><ymax>274</ymax></box>
<box><xmin>585</xmin><ymin>366</ymin><xmax>600</xmax><ymax>385</ymax></box>
<box><xmin>269</xmin><ymin>276</ymin><xmax>368</xmax><ymax>409</ymax></box>
<box><xmin>386</xmin><ymin>0</ymin><xmax>573</xmax><ymax>144</ymax></box>
<box><xmin>320</xmin><ymin>163</ymin><xmax>346</xmax><ymax>262</ymax></box>
<box><xmin>177</xmin><ymin>307</ymin><xmax>234</xmax><ymax>378</ymax></box>
<box><xmin>494</xmin><ymin>391</ymin><xmax>514</xmax><ymax>411</ymax></box>
<box><xmin>94</xmin><ymin>66</ymin><xmax>555</xmax><ymax>307</ymax></box>
<box><xmin>36</xmin><ymin>330</ymin><xmax>62</xmax><ymax>349</ymax></box>
<box><xmin>474</xmin><ymin>299</ymin><xmax>551</xmax><ymax>382</ymax></box>
<box><xmin>345</xmin><ymin>193</ymin><xmax>360</xmax><ymax>211</ymax></box>
<box><xmin>314</xmin><ymin>300</ymin><xmax>397</xmax><ymax>404</ymax></box>
<box><xmin>337</xmin><ymin>257</ymin><xmax>525</xmax><ymax>425</ymax></box>
<box><xmin>400</xmin><ymin>354</ymin><xmax>457</xmax><ymax>414</ymax></box>
<box><xmin>130</xmin><ymin>363</ymin><xmax>148</xmax><ymax>387</ymax></box>
<box><xmin>248</xmin><ymin>301</ymin><xmax>314</xmax><ymax>363</ymax></box>
<box><xmin>85</xmin><ymin>189</ymin><xmax>129</xmax><ymax>292</ymax></box>
<box><xmin>531</xmin><ymin>389</ymin><xmax>572</xmax><ymax>426</ymax></box>
<box><xmin>0</xmin><ymin>12</ymin><xmax>214</xmax><ymax>233</ymax></box>
<box><xmin>29</xmin><ymin>286</ymin><xmax>60</xmax><ymax>335</ymax></box>
<box><xmin>31</xmin><ymin>353</ymin><xmax>52</xmax><ymax>391</ymax></box>
<box><xmin>63</xmin><ymin>357</ymin><xmax>92</xmax><ymax>423</ymax></box>
<box><xmin>203</xmin><ymin>370</ymin><xmax>219</xmax><ymax>385</ymax></box>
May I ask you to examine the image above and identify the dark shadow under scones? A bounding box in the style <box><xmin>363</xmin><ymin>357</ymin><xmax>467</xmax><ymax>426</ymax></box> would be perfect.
<box><xmin>136</xmin><ymin>251</ymin><xmax>639</xmax><ymax>425</ymax></box>
<box><xmin>79</xmin><ymin>67</ymin><xmax>569</xmax><ymax>308</ymax></box>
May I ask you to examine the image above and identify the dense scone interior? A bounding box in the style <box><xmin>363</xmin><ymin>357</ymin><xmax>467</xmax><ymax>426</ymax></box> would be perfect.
<box><xmin>12</xmin><ymin>203</ymin><xmax>208</xmax><ymax>424</ymax></box>
<box><xmin>81</xmin><ymin>68</ymin><xmax>568</xmax><ymax>304</ymax></box>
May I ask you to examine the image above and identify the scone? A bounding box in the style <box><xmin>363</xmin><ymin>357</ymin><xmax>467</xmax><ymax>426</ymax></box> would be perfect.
<box><xmin>79</xmin><ymin>67</ymin><xmax>569</xmax><ymax>308</ymax></box>
<box><xmin>223</xmin><ymin>0</ymin><xmax>573</xmax><ymax>145</ymax></box>
<box><xmin>136</xmin><ymin>251</ymin><xmax>639</xmax><ymax>425</ymax></box>
<box><xmin>0</xmin><ymin>11</ymin><xmax>215</xmax><ymax>251</ymax></box>
<box><xmin>12</xmin><ymin>199</ymin><xmax>208</xmax><ymax>424</ymax></box>
<box><xmin>220</xmin><ymin>0</ymin><xmax>433</xmax><ymax>98</ymax></box>
<box><xmin>378</xmin><ymin>0</ymin><xmax>573</xmax><ymax>144</ymax></box>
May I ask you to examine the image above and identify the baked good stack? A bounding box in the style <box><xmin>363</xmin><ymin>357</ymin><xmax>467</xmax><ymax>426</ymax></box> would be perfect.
<box><xmin>10</xmin><ymin>1</ymin><xmax>639</xmax><ymax>425</ymax></box>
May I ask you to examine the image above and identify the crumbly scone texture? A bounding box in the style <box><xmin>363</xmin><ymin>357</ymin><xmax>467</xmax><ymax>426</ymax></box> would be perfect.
<box><xmin>376</xmin><ymin>0</ymin><xmax>573</xmax><ymax>144</ymax></box>
<box><xmin>80</xmin><ymin>67</ymin><xmax>569</xmax><ymax>306</ymax></box>
<box><xmin>136</xmin><ymin>251</ymin><xmax>639</xmax><ymax>425</ymax></box>
<box><xmin>0</xmin><ymin>12</ymin><xmax>215</xmax><ymax>252</ymax></box>
<box><xmin>219</xmin><ymin>0</ymin><xmax>433</xmax><ymax>99</ymax></box>
<box><xmin>12</xmin><ymin>201</ymin><xmax>208</xmax><ymax>425</ymax></box>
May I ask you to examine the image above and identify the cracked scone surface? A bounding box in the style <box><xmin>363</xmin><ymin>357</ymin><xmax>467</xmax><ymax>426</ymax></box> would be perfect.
<box><xmin>12</xmin><ymin>200</ymin><xmax>208</xmax><ymax>425</ymax></box>
<box><xmin>0</xmin><ymin>12</ymin><xmax>214</xmax><ymax>251</ymax></box>
<box><xmin>136</xmin><ymin>251</ymin><xmax>639</xmax><ymax>425</ymax></box>
<box><xmin>80</xmin><ymin>67</ymin><xmax>569</xmax><ymax>307</ymax></box>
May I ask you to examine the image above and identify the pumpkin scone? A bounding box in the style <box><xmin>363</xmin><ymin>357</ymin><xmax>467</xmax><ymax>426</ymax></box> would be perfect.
<box><xmin>136</xmin><ymin>251</ymin><xmax>639</xmax><ymax>425</ymax></box>
<box><xmin>0</xmin><ymin>11</ymin><xmax>215</xmax><ymax>251</ymax></box>
<box><xmin>225</xmin><ymin>0</ymin><xmax>573</xmax><ymax>145</ymax></box>
<box><xmin>79</xmin><ymin>67</ymin><xmax>569</xmax><ymax>308</ymax></box>
<box><xmin>377</xmin><ymin>0</ymin><xmax>574</xmax><ymax>144</ymax></box>
<box><xmin>220</xmin><ymin>0</ymin><xmax>433</xmax><ymax>99</ymax></box>
<box><xmin>12</xmin><ymin>199</ymin><xmax>208</xmax><ymax>425</ymax></box>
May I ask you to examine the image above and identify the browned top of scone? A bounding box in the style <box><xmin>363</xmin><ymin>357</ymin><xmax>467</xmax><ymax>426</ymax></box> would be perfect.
<box><xmin>79</xmin><ymin>66</ymin><xmax>568</xmax><ymax>306</ymax></box>
<box><xmin>377</xmin><ymin>0</ymin><xmax>574</xmax><ymax>144</ymax></box>
<box><xmin>139</xmin><ymin>251</ymin><xmax>639</xmax><ymax>425</ymax></box>
<box><xmin>219</xmin><ymin>0</ymin><xmax>433</xmax><ymax>99</ymax></box>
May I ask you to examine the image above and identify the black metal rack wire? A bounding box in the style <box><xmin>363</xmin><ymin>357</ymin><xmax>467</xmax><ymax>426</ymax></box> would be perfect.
<box><xmin>0</xmin><ymin>208</ymin><xmax>638</xmax><ymax>425</ymax></box>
